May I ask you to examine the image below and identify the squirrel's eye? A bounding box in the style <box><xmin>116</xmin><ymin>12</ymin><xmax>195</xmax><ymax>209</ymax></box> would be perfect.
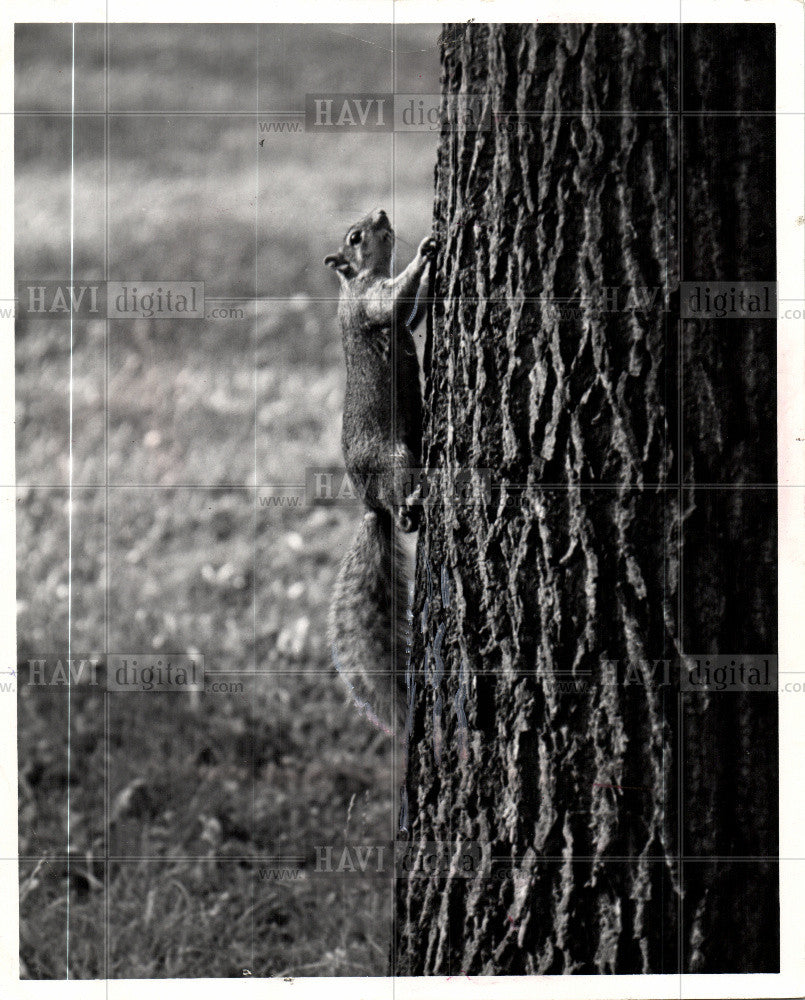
<box><xmin>348</xmin><ymin>231</ymin><xmax>362</xmax><ymax>245</ymax></box>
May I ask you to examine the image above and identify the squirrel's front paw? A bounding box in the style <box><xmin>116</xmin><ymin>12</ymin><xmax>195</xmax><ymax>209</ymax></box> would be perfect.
<box><xmin>418</xmin><ymin>236</ymin><xmax>438</xmax><ymax>260</ymax></box>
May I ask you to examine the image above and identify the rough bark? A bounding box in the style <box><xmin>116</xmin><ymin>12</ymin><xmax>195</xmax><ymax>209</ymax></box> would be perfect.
<box><xmin>395</xmin><ymin>23</ymin><xmax>777</xmax><ymax>975</ymax></box>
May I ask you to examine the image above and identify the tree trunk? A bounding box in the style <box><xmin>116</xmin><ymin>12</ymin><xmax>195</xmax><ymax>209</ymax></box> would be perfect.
<box><xmin>395</xmin><ymin>23</ymin><xmax>777</xmax><ymax>975</ymax></box>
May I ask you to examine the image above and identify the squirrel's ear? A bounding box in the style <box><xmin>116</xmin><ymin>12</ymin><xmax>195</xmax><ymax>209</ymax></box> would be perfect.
<box><xmin>324</xmin><ymin>253</ymin><xmax>344</xmax><ymax>270</ymax></box>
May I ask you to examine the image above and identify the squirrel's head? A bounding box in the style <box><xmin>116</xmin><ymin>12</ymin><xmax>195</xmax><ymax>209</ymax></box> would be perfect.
<box><xmin>324</xmin><ymin>208</ymin><xmax>394</xmax><ymax>280</ymax></box>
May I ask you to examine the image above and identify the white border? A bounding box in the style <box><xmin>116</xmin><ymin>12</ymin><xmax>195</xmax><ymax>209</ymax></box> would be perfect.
<box><xmin>1</xmin><ymin>2</ymin><xmax>802</xmax><ymax>998</ymax></box>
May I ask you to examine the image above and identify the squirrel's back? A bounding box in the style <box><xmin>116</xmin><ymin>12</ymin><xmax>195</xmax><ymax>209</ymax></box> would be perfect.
<box><xmin>337</xmin><ymin>276</ymin><xmax>422</xmax><ymax>472</ymax></box>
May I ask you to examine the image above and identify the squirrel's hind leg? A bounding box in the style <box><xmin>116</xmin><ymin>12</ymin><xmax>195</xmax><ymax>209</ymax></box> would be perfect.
<box><xmin>390</xmin><ymin>443</ymin><xmax>421</xmax><ymax>533</ymax></box>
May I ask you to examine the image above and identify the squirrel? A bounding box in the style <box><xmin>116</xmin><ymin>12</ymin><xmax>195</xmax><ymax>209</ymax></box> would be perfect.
<box><xmin>324</xmin><ymin>208</ymin><xmax>437</xmax><ymax>736</ymax></box>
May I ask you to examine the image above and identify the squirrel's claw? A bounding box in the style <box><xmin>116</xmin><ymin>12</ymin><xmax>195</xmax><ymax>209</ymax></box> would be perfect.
<box><xmin>418</xmin><ymin>236</ymin><xmax>438</xmax><ymax>260</ymax></box>
<box><xmin>395</xmin><ymin>504</ymin><xmax>420</xmax><ymax>534</ymax></box>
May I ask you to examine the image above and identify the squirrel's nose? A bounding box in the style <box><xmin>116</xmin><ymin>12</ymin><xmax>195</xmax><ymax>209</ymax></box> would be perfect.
<box><xmin>373</xmin><ymin>209</ymin><xmax>388</xmax><ymax>224</ymax></box>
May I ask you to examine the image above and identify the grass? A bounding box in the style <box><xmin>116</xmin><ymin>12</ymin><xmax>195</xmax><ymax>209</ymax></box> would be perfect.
<box><xmin>16</xmin><ymin>22</ymin><xmax>439</xmax><ymax>978</ymax></box>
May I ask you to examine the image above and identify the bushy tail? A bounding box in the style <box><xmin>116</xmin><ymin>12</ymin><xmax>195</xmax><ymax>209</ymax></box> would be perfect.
<box><xmin>328</xmin><ymin>510</ymin><xmax>410</xmax><ymax>735</ymax></box>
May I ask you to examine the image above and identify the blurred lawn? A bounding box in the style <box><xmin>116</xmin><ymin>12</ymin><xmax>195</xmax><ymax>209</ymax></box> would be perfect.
<box><xmin>16</xmin><ymin>22</ymin><xmax>439</xmax><ymax>978</ymax></box>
